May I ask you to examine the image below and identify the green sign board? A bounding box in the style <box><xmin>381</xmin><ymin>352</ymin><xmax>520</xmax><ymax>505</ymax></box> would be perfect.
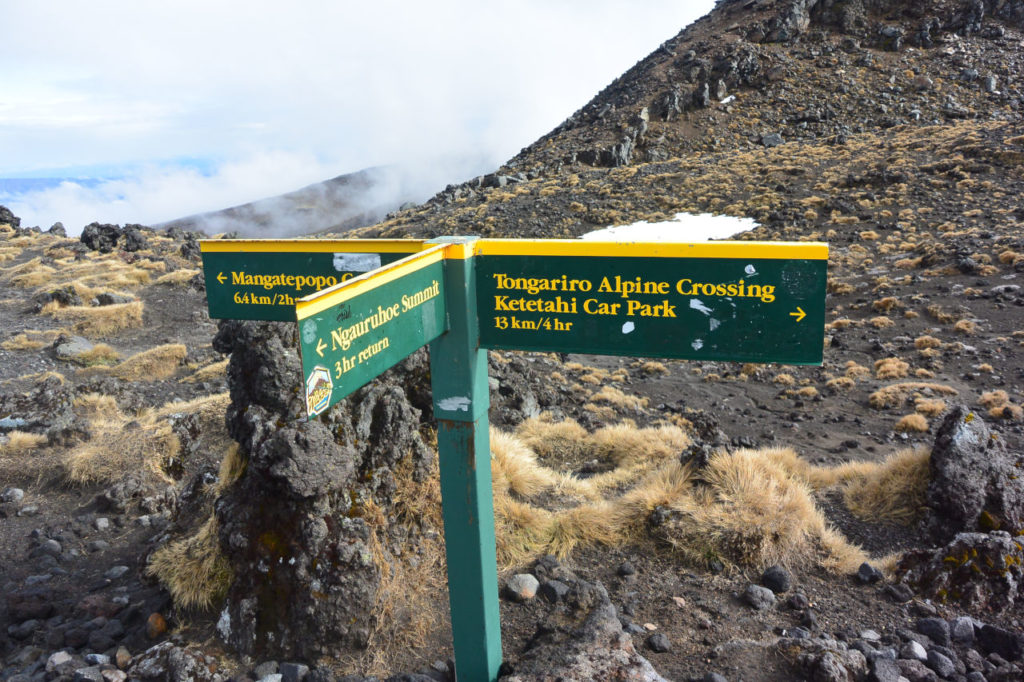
<box><xmin>475</xmin><ymin>240</ymin><xmax>827</xmax><ymax>365</ymax></box>
<box><xmin>295</xmin><ymin>246</ymin><xmax>448</xmax><ymax>417</ymax></box>
<box><xmin>199</xmin><ymin>239</ymin><xmax>425</xmax><ymax>321</ymax></box>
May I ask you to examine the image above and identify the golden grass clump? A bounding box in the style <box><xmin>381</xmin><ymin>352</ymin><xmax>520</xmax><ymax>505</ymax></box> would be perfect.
<box><xmin>826</xmin><ymin>377</ymin><xmax>855</xmax><ymax>392</ymax></box>
<box><xmin>146</xmin><ymin>515</ymin><xmax>232</xmax><ymax>610</ymax></box>
<box><xmin>870</xmin><ymin>316</ymin><xmax>895</xmax><ymax>329</ymax></box>
<box><xmin>953</xmin><ymin>319</ymin><xmax>977</xmax><ymax>335</ymax></box>
<box><xmin>0</xmin><ymin>431</ymin><xmax>49</xmax><ymax>456</ymax></box>
<box><xmin>874</xmin><ymin>357</ymin><xmax>910</xmax><ymax>379</ymax></box>
<box><xmin>872</xmin><ymin>296</ymin><xmax>902</xmax><ymax>312</ymax></box>
<box><xmin>515</xmin><ymin>415</ymin><xmax>590</xmax><ymax>464</ymax></box>
<box><xmin>915</xmin><ymin>335</ymin><xmax>942</xmax><ymax>349</ymax></box>
<box><xmin>895</xmin><ymin>414</ymin><xmax>929</xmax><ymax>433</ymax></box>
<box><xmin>655</xmin><ymin>449</ymin><xmax>867</xmax><ymax>573</ymax></box>
<box><xmin>844</xmin><ymin>361</ymin><xmax>871</xmax><ymax>379</ymax></box>
<box><xmin>73</xmin><ymin>343</ymin><xmax>120</xmax><ymax>366</ymax></box>
<box><xmin>869</xmin><ymin>382</ymin><xmax>958</xmax><ymax>409</ymax></box>
<box><xmin>182</xmin><ymin>359</ymin><xmax>229</xmax><ymax>383</ymax></box>
<box><xmin>979</xmin><ymin>390</ymin><xmax>1009</xmax><ymax>409</ymax></box>
<box><xmin>63</xmin><ymin>395</ymin><xmax>180</xmax><ymax>484</ymax></box>
<box><xmin>842</xmin><ymin>448</ymin><xmax>930</xmax><ymax>524</ymax></box>
<box><xmin>1</xmin><ymin>329</ymin><xmax>66</xmax><ymax>351</ymax></box>
<box><xmin>102</xmin><ymin>344</ymin><xmax>187</xmax><ymax>381</ymax></box>
<box><xmin>153</xmin><ymin>269</ymin><xmax>200</xmax><ymax>286</ymax></box>
<box><xmin>915</xmin><ymin>398</ymin><xmax>947</xmax><ymax>416</ymax></box>
<box><xmin>773</xmin><ymin>373</ymin><xmax>796</xmax><ymax>386</ymax></box>
<box><xmin>46</xmin><ymin>301</ymin><xmax>144</xmax><ymax>337</ymax></box>
<box><xmin>586</xmin><ymin>385</ymin><xmax>649</xmax><ymax>411</ymax></box>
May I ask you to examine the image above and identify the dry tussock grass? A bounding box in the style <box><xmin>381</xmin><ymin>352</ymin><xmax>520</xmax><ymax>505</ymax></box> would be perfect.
<box><xmin>0</xmin><ymin>246</ymin><xmax>23</xmax><ymax>262</ymax></box>
<box><xmin>0</xmin><ymin>431</ymin><xmax>52</xmax><ymax>480</ymax></box>
<box><xmin>99</xmin><ymin>344</ymin><xmax>187</xmax><ymax>381</ymax></box>
<box><xmin>915</xmin><ymin>398</ymin><xmax>947</xmax><ymax>416</ymax></box>
<box><xmin>869</xmin><ymin>382</ymin><xmax>958</xmax><ymax>409</ymax></box>
<box><xmin>1</xmin><ymin>329</ymin><xmax>66</xmax><ymax>351</ymax></box>
<box><xmin>182</xmin><ymin>359</ymin><xmax>229</xmax><ymax>383</ymax></box>
<box><xmin>895</xmin><ymin>414</ymin><xmax>929</xmax><ymax>433</ymax></box>
<box><xmin>842</xmin><ymin>448</ymin><xmax>930</xmax><ymax>524</ymax></box>
<box><xmin>586</xmin><ymin>385</ymin><xmax>649</xmax><ymax>411</ymax></box>
<box><xmin>45</xmin><ymin>301</ymin><xmax>144</xmax><ymax>337</ymax></box>
<box><xmin>874</xmin><ymin>357</ymin><xmax>910</xmax><ymax>379</ymax></box>
<box><xmin>915</xmin><ymin>335</ymin><xmax>942</xmax><ymax>349</ymax></box>
<box><xmin>154</xmin><ymin>269</ymin><xmax>199</xmax><ymax>286</ymax></box>
<box><xmin>146</xmin><ymin>515</ymin><xmax>232</xmax><ymax>610</ymax></box>
<box><xmin>63</xmin><ymin>395</ymin><xmax>180</xmax><ymax>484</ymax></box>
<box><xmin>73</xmin><ymin>344</ymin><xmax>120</xmax><ymax>366</ymax></box>
<box><xmin>489</xmin><ymin>423</ymin><xmax>878</xmax><ymax>574</ymax></box>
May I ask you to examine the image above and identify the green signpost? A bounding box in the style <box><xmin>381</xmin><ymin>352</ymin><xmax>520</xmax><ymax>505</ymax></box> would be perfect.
<box><xmin>200</xmin><ymin>239</ymin><xmax>426</xmax><ymax>321</ymax></box>
<box><xmin>208</xmin><ymin>235</ymin><xmax>829</xmax><ymax>682</ymax></box>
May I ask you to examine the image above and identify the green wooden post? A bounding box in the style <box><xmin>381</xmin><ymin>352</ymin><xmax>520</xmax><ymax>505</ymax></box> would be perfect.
<box><xmin>427</xmin><ymin>237</ymin><xmax>503</xmax><ymax>681</ymax></box>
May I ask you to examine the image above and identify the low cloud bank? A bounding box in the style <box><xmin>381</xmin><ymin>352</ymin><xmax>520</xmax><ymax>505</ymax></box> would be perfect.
<box><xmin>2</xmin><ymin>153</ymin><xmax>491</xmax><ymax>237</ymax></box>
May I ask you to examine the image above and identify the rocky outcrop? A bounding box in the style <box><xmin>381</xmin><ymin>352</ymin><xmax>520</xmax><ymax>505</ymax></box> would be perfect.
<box><xmin>897</xmin><ymin>531</ymin><xmax>1024</xmax><ymax>614</ymax></box>
<box><xmin>211</xmin><ymin>320</ymin><xmax>436</xmax><ymax>660</ymax></box>
<box><xmin>500</xmin><ymin>579</ymin><xmax>667</xmax><ymax>682</ymax></box>
<box><xmin>924</xmin><ymin>406</ymin><xmax>1024</xmax><ymax>542</ymax></box>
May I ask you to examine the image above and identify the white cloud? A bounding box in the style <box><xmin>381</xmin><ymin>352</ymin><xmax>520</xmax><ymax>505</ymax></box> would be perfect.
<box><xmin>1</xmin><ymin>1</ymin><xmax>715</xmax><ymax>232</ymax></box>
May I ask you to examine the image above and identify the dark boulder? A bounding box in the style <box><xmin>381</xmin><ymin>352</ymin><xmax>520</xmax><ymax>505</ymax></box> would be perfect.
<box><xmin>0</xmin><ymin>204</ymin><xmax>20</xmax><ymax>227</ymax></box>
<box><xmin>80</xmin><ymin>222</ymin><xmax>122</xmax><ymax>253</ymax></box>
<box><xmin>896</xmin><ymin>531</ymin><xmax>1024</xmax><ymax>614</ymax></box>
<box><xmin>211</xmin><ymin>320</ymin><xmax>437</xmax><ymax>660</ymax></box>
<box><xmin>924</xmin><ymin>406</ymin><xmax>1024</xmax><ymax>542</ymax></box>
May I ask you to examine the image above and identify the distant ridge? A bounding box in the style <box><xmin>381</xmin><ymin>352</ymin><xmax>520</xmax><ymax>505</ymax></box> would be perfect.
<box><xmin>158</xmin><ymin>166</ymin><xmax>422</xmax><ymax>238</ymax></box>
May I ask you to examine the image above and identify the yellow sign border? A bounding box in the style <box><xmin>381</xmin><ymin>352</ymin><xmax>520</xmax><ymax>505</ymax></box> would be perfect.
<box><xmin>199</xmin><ymin>238</ymin><xmax>428</xmax><ymax>254</ymax></box>
<box><xmin>473</xmin><ymin>239</ymin><xmax>828</xmax><ymax>260</ymax></box>
<box><xmin>295</xmin><ymin>244</ymin><xmax>447</xmax><ymax>320</ymax></box>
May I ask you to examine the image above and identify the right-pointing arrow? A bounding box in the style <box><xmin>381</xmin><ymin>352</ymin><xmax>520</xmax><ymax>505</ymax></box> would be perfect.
<box><xmin>789</xmin><ymin>307</ymin><xmax>806</xmax><ymax>322</ymax></box>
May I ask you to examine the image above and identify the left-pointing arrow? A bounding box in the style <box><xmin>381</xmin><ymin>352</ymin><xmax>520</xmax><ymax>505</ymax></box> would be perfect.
<box><xmin>789</xmin><ymin>307</ymin><xmax>806</xmax><ymax>322</ymax></box>
<box><xmin>217</xmin><ymin>272</ymin><xmax>226</xmax><ymax>284</ymax></box>
<box><xmin>316</xmin><ymin>338</ymin><xmax>327</xmax><ymax>357</ymax></box>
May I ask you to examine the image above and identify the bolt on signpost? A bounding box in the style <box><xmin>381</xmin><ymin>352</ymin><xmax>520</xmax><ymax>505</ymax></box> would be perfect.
<box><xmin>207</xmin><ymin>235</ymin><xmax>828</xmax><ymax>682</ymax></box>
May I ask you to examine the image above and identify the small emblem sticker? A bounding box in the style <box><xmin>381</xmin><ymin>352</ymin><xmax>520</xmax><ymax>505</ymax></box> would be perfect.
<box><xmin>306</xmin><ymin>365</ymin><xmax>333</xmax><ymax>416</ymax></box>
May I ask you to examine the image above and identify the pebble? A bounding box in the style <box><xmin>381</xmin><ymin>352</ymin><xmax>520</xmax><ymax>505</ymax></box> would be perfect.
<box><xmin>104</xmin><ymin>566</ymin><xmax>130</xmax><ymax>580</ymax></box>
<box><xmin>94</xmin><ymin>517</ymin><xmax>110</xmax><ymax>531</ymax></box>
<box><xmin>918</xmin><ymin>617</ymin><xmax>951</xmax><ymax>647</ymax></box>
<box><xmin>1</xmin><ymin>487</ymin><xmax>25</xmax><ymax>503</ymax></box>
<box><xmin>950</xmin><ymin>616</ymin><xmax>975</xmax><ymax>644</ymax></box>
<box><xmin>279</xmin><ymin>661</ymin><xmax>309</xmax><ymax>682</ymax></box>
<box><xmin>901</xmin><ymin>640</ymin><xmax>928</xmax><ymax>661</ymax></box>
<box><xmin>856</xmin><ymin>562</ymin><xmax>883</xmax><ymax>584</ymax></box>
<box><xmin>742</xmin><ymin>584</ymin><xmax>776</xmax><ymax>610</ymax></box>
<box><xmin>538</xmin><ymin>579</ymin><xmax>569</xmax><ymax>603</ymax></box>
<box><xmin>617</xmin><ymin>561</ymin><xmax>636</xmax><ymax>577</ymax></box>
<box><xmin>760</xmin><ymin>565</ymin><xmax>791</xmax><ymax>593</ymax></box>
<box><xmin>926</xmin><ymin>649</ymin><xmax>956</xmax><ymax>678</ymax></box>
<box><xmin>645</xmin><ymin>633</ymin><xmax>671</xmax><ymax>653</ymax></box>
<box><xmin>505</xmin><ymin>573</ymin><xmax>540</xmax><ymax>602</ymax></box>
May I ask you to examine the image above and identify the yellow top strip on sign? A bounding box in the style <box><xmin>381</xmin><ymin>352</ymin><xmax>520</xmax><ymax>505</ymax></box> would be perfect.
<box><xmin>472</xmin><ymin>239</ymin><xmax>828</xmax><ymax>260</ymax></box>
<box><xmin>199</xmin><ymin>238</ymin><xmax>427</xmax><ymax>254</ymax></box>
<box><xmin>295</xmin><ymin>244</ymin><xmax>447</xmax><ymax>320</ymax></box>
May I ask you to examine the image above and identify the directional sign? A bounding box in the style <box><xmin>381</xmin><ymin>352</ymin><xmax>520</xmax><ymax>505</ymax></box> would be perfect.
<box><xmin>199</xmin><ymin>239</ymin><xmax>426</xmax><ymax>321</ymax></box>
<box><xmin>295</xmin><ymin>245</ymin><xmax>448</xmax><ymax>417</ymax></box>
<box><xmin>474</xmin><ymin>240</ymin><xmax>828</xmax><ymax>365</ymax></box>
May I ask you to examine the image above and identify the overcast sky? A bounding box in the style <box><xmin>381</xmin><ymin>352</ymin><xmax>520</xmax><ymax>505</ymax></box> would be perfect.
<box><xmin>1</xmin><ymin>1</ymin><xmax>714</xmax><ymax>232</ymax></box>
